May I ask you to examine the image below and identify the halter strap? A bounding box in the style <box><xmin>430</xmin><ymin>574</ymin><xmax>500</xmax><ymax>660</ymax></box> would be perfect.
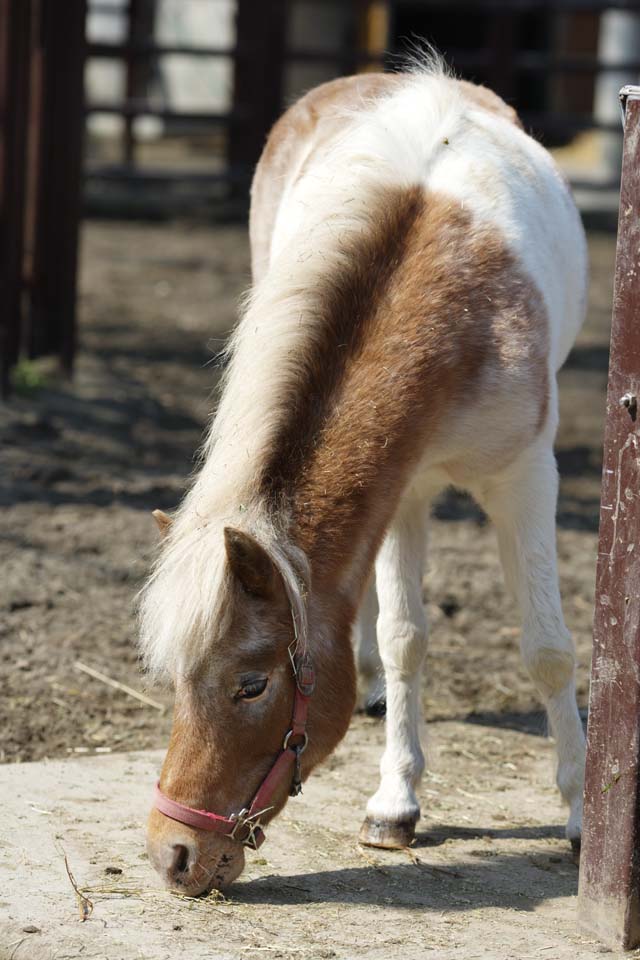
<box><xmin>153</xmin><ymin>657</ymin><xmax>315</xmax><ymax>850</ymax></box>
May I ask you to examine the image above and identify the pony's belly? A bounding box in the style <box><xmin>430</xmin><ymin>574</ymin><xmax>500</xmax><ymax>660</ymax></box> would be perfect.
<box><xmin>409</xmin><ymin>380</ymin><xmax>551</xmax><ymax>499</ymax></box>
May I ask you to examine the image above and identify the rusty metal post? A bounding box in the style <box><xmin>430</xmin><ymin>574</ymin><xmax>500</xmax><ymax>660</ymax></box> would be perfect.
<box><xmin>0</xmin><ymin>0</ymin><xmax>33</xmax><ymax>395</ymax></box>
<box><xmin>578</xmin><ymin>85</ymin><xmax>640</xmax><ymax>951</ymax></box>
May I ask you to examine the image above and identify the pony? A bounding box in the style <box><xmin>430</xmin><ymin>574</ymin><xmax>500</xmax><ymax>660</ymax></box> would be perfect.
<box><xmin>140</xmin><ymin>59</ymin><xmax>587</xmax><ymax>896</ymax></box>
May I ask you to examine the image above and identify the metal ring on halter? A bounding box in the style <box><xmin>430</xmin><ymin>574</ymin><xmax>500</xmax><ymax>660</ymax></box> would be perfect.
<box><xmin>228</xmin><ymin>808</ymin><xmax>250</xmax><ymax>837</ymax></box>
<box><xmin>282</xmin><ymin>729</ymin><xmax>309</xmax><ymax>752</ymax></box>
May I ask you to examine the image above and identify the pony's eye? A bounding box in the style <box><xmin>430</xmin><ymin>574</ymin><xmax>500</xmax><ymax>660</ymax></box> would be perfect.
<box><xmin>236</xmin><ymin>678</ymin><xmax>268</xmax><ymax>701</ymax></box>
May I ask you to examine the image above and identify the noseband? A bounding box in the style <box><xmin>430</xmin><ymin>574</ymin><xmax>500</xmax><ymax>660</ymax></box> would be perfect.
<box><xmin>153</xmin><ymin>640</ymin><xmax>315</xmax><ymax>851</ymax></box>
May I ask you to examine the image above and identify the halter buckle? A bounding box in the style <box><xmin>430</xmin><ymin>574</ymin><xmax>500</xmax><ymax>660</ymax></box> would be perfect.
<box><xmin>288</xmin><ymin>643</ymin><xmax>316</xmax><ymax>697</ymax></box>
<box><xmin>228</xmin><ymin>806</ymin><xmax>271</xmax><ymax>850</ymax></box>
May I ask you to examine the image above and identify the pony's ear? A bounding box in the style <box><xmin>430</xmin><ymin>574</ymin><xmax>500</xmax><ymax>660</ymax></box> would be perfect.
<box><xmin>224</xmin><ymin>527</ymin><xmax>279</xmax><ymax>599</ymax></box>
<box><xmin>152</xmin><ymin>509</ymin><xmax>172</xmax><ymax>538</ymax></box>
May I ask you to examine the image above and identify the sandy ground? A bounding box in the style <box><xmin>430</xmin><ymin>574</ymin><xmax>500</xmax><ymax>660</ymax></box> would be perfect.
<box><xmin>0</xmin><ymin>719</ymin><xmax>624</xmax><ymax>960</ymax></box>
<box><xmin>0</xmin><ymin>219</ymin><xmax>619</xmax><ymax>956</ymax></box>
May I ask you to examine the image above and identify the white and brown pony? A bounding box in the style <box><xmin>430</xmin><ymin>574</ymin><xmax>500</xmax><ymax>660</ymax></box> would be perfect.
<box><xmin>140</xmin><ymin>61</ymin><xmax>587</xmax><ymax>895</ymax></box>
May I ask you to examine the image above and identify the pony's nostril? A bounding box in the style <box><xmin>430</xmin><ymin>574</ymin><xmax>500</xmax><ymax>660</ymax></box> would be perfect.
<box><xmin>169</xmin><ymin>844</ymin><xmax>190</xmax><ymax>876</ymax></box>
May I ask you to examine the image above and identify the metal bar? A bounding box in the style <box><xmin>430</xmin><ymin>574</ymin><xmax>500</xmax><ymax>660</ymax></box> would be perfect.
<box><xmin>87</xmin><ymin>41</ymin><xmax>234</xmax><ymax>58</ymax></box>
<box><xmin>229</xmin><ymin>0</ymin><xmax>288</xmax><ymax>184</ymax></box>
<box><xmin>23</xmin><ymin>0</ymin><xmax>44</xmax><ymax>299</ymax></box>
<box><xmin>123</xmin><ymin>0</ymin><xmax>136</xmax><ymax>168</ymax></box>
<box><xmin>29</xmin><ymin>0</ymin><xmax>86</xmax><ymax>371</ymax></box>
<box><xmin>519</xmin><ymin>110</ymin><xmax>625</xmax><ymax>134</ymax></box>
<box><xmin>83</xmin><ymin>43</ymin><xmax>622</xmax><ymax>76</ymax></box>
<box><xmin>86</xmin><ymin>101</ymin><xmax>233</xmax><ymax>123</ymax></box>
<box><xmin>487</xmin><ymin>9</ymin><xmax>517</xmax><ymax>101</ymax></box>
<box><xmin>516</xmin><ymin>52</ymin><xmax>640</xmax><ymax>75</ymax></box>
<box><xmin>124</xmin><ymin>0</ymin><xmax>143</xmax><ymax>167</ymax></box>
<box><xmin>90</xmin><ymin>1</ymin><xmax>127</xmax><ymax>14</ymax></box>
<box><xmin>0</xmin><ymin>0</ymin><xmax>32</xmax><ymax>396</ymax></box>
<box><xmin>351</xmin><ymin>0</ymin><xmax>640</xmax><ymax>9</ymax></box>
<box><xmin>82</xmin><ymin>163</ymin><xmax>621</xmax><ymax>191</ymax></box>
<box><xmin>85</xmin><ymin>165</ymin><xmax>244</xmax><ymax>183</ymax></box>
<box><xmin>226</xmin><ymin>0</ymin><xmax>640</xmax><ymax>7</ymax></box>
<box><xmin>578</xmin><ymin>85</ymin><xmax>640</xmax><ymax>952</ymax></box>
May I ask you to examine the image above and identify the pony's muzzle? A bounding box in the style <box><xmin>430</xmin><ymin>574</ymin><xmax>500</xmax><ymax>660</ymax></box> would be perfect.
<box><xmin>147</xmin><ymin>808</ymin><xmax>246</xmax><ymax>895</ymax></box>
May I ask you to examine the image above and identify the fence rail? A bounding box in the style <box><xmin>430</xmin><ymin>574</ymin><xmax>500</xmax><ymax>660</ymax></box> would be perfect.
<box><xmin>3</xmin><ymin>0</ymin><xmax>639</xmax><ymax>390</ymax></box>
<box><xmin>83</xmin><ymin>0</ymin><xmax>637</xmax><ymax>194</ymax></box>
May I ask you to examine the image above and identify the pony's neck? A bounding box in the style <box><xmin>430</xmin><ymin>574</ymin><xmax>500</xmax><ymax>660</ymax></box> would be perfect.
<box><xmin>256</xmin><ymin>184</ymin><xmax>432</xmax><ymax>602</ymax></box>
<box><xmin>256</xmin><ymin>186</ymin><xmax>507</xmax><ymax>606</ymax></box>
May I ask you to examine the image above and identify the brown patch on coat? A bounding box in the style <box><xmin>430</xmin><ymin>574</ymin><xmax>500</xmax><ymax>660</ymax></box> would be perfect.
<box><xmin>259</xmin><ymin>187</ymin><xmax>549</xmax><ymax>591</ymax></box>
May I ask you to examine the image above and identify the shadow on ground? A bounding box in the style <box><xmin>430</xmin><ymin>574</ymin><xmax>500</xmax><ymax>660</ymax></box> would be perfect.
<box><xmin>237</xmin><ymin>848</ymin><xmax>578</xmax><ymax>912</ymax></box>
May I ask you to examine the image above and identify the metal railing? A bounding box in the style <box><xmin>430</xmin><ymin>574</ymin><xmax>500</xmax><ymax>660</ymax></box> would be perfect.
<box><xmin>82</xmin><ymin>0</ymin><xmax>637</xmax><ymax>202</ymax></box>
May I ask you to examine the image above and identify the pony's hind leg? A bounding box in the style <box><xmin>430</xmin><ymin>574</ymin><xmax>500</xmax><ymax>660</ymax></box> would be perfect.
<box><xmin>479</xmin><ymin>441</ymin><xmax>586</xmax><ymax>848</ymax></box>
<box><xmin>353</xmin><ymin>579</ymin><xmax>386</xmax><ymax>716</ymax></box>
<box><xmin>360</xmin><ymin>500</ymin><xmax>428</xmax><ymax>848</ymax></box>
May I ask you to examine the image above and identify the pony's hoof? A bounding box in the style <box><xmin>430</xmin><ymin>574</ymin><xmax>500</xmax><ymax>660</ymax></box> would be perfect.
<box><xmin>364</xmin><ymin>697</ymin><xmax>386</xmax><ymax>718</ymax></box>
<box><xmin>570</xmin><ymin>836</ymin><xmax>581</xmax><ymax>862</ymax></box>
<box><xmin>359</xmin><ymin>815</ymin><xmax>418</xmax><ymax>849</ymax></box>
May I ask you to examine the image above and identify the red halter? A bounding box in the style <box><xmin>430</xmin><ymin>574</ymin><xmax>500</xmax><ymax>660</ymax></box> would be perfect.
<box><xmin>153</xmin><ymin>649</ymin><xmax>315</xmax><ymax>850</ymax></box>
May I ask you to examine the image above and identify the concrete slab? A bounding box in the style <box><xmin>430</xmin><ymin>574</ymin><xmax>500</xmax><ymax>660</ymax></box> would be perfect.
<box><xmin>0</xmin><ymin>718</ymin><xmax>614</xmax><ymax>960</ymax></box>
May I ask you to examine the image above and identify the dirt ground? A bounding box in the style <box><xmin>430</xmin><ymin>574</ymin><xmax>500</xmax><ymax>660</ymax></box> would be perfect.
<box><xmin>0</xmin><ymin>219</ymin><xmax>619</xmax><ymax>956</ymax></box>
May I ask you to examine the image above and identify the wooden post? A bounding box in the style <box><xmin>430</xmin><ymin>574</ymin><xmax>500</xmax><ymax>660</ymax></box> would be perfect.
<box><xmin>578</xmin><ymin>85</ymin><xmax>640</xmax><ymax>951</ymax></box>
<box><xmin>0</xmin><ymin>0</ymin><xmax>32</xmax><ymax>395</ymax></box>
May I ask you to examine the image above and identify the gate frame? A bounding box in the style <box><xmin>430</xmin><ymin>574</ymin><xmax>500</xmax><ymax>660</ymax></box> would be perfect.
<box><xmin>0</xmin><ymin>0</ymin><xmax>86</xmax><ymax>396</ymax></box>
<box><xmin>0</xmin><ymin>0</ymin><xmax>33</xmax><ymax>395</ymax></box>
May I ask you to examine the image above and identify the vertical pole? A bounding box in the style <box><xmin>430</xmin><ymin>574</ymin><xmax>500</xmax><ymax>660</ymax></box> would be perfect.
<box><xmin>578</xmin><ymin>87</ymin><xmax>640</xmax><ymax>952</ymax></box>
<box><xmin>124</xmin><ymin>0</ymin><xmax>140</xmax><ymax>169</ymax></box>
<box><xmin>229</xmin><ymin>0</ymin><xmax>287</xmax><ymax>189</ymax></box>
<box><xmin>487</xmin><ymin>9</ymin><xmax>517</xmax><ymax>103</ymax></box>
<box><xmin>0</xmin><ymin>0</ymin><xmax>32</xmax><ymax>396</ymax></box>
<box><xmin>124</xmin><ymin>0</ymin><xmax>156</xmax><ymax>170</ymax></box>
<box><xmin>357</xmin><ymin>0</ymin><xmax>390</xmax><ymax>73</ymax></box>
<box><xmin>24</xmin><ymin>0</ymin><xmax>44</xmax><ymax>308</ymax></box>
<box><xmin>29</xmin><ymin>0</ymin><xmax>86</xmax><ymax>372</ymax></box>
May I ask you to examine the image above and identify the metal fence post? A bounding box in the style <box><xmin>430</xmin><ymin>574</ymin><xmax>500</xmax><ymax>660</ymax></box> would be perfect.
<box><xmin>0</xmin><ymin>0</ymin><xmax>33</xmax><ymax>395</ymax></box>
<box><xmin>28</xmin><ymin>0</ymin><xmax>86</xmax><ymax>371</ymax></box>
<box><xmin>578</xmin><ymin>85</ymin><xmax>640</xmax><ymax>951</ymax></box>
<box><xmin>229</xmin><ymin>0</ymin><xmax>287</xmax><ymax>187</ymax></box>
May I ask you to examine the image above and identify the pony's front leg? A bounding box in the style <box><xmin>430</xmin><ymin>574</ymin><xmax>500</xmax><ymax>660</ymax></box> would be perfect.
<box><xmin>360</xmin><ymin>502</ymin><xmax>428</xmax><ymax>848</ymax></box>
<box><xmin>353</xmin><ymin>579</ymin><xmax>386</xmax><ymax>716</ymax></box>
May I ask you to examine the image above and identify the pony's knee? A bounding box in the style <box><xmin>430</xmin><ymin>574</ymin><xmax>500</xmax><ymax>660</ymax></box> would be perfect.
<box><xmin>377</xmin><ymin>617</ymin><xmax>427</xmax><ymax>677</ymax></box>
<box><xmin>522</xmin><ymin>641</ymin><xmax>575</xmax><ymax>699</ymax></box>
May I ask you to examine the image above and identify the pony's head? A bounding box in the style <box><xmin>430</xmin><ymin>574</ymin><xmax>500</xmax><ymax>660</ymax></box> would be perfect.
<box><xmin>142</xmin><ymin>514</ymin><xmax>356</xmax><ymax>896</ymax></box>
